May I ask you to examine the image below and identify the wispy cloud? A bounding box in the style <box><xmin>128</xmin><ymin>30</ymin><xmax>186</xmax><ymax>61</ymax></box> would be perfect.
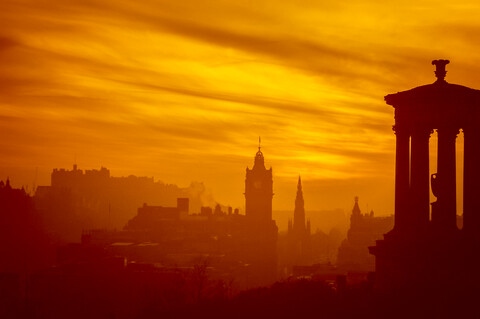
<box><xmin>1</xmin><ymin>0</ymin><xmax>477</xmax><ymax>211</ymax></box>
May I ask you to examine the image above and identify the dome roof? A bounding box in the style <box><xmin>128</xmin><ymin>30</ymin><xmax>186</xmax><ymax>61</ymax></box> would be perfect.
<box><xmin>385</xmin><ymin>80</ymin><xmax>480</xmax><ymax>108</ymax></box>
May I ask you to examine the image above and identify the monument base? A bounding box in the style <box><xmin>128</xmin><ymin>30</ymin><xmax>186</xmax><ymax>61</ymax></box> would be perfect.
<box><xmin>370</xmin><ymin>226</ymin><xmax>480</xmax><ymax>294</ymax></box>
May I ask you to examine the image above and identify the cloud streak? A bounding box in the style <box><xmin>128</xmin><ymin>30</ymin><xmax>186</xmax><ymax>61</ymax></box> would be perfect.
<box><xmin>1</xmin><ymin>0</ymin><xmax>477</xmax><ymax>212</ymax></box>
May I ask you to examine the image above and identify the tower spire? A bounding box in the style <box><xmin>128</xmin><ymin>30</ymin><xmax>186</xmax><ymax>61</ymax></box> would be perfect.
<box><xmin>295</xmin><ymin>176</ymin><xmax>304</xmax><ymax>205</ymax></box>
<box><xmin>293</xmin><ymin>175</ymin><xmax>305</xmax><ymax>234</ymax></box>
<box><xmin>259</xmin><ymin>136</ymin><xmax>261</xmax><ymax>151</ymax></box>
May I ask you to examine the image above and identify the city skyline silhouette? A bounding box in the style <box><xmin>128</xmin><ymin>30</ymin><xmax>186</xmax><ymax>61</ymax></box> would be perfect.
<box><xmin>3</xmin><ymin>1</ymin><xmax>480</xmax><ymax>318</ymax></box>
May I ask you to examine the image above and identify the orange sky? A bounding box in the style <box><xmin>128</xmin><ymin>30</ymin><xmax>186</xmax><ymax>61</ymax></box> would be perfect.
<box><xmin>2</xmin><ymin>0</ymin><xmax>480</xmax><ymax>219</ymax></box>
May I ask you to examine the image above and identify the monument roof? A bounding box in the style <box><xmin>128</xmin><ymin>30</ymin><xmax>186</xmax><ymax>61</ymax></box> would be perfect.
<box><xmin>385</xmin><ymin>60</ymin><xmax>480</xmax><ymax>108</ymax></box>
<box><xmin>385</xmin><ymin>80</ymin><xmax>480</xmax><ymax>107</ymax></box>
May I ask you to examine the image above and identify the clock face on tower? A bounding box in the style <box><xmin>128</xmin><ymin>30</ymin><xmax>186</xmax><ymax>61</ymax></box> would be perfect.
<box><xmin>254</xmin><ymin>180</ymin><xmax>262</xmax><ymax>189</ymax></box>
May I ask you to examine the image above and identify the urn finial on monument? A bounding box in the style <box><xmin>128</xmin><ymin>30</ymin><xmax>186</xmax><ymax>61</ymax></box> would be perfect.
<box><xmin>432</xmin><ymin>59</ymin><xmax>450</xmax><ymax>82</ymax></box>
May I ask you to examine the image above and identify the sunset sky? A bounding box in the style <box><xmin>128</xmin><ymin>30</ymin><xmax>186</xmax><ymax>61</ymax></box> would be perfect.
<box><xmin>2</xmin><ymin>0</ymin><xmax>480</xmax><ymax>220</ymax></box>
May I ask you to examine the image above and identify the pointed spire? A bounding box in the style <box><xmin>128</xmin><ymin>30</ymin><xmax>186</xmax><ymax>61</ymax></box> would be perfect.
<box><xmin>296</xmin><ymin>175</ymin><xmax>304</xmax><ymax>201</ymax></box>
<box><xmin>258</xmin><ymin>136</ymin><xmax>261</xmax><ymax>152</ymax></box>
<box><xmin>293</xmin><ymin>176</ymin><xmax>306</xmax><ymax>234</ymax></box>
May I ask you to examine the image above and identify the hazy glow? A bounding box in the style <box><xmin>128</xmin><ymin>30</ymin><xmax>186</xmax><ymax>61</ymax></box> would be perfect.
<box><xmin>2</xmin><ymin>0</ymin><xmax>479</xmax><ymax>217</ymax></box>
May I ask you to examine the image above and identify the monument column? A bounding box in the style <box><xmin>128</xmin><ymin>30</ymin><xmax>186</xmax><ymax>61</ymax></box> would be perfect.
<box><xmin>436</xmin><ymin>127</ymin><xmax>458</xmax><ymax>229</ymax></box>
<box><xmin>410</xmin><ymin>127</ymin><xmax>431</xmax><ymax>228</ymax></box>
<box><xmin>463</xmin><ymin>127</ymin><xmax>480</xmax><ymax>235</ymax></box>
<box><xmin>394</xmin><ymin>125</ymin><xmax>410</xmax><ymax>231</ymax></box>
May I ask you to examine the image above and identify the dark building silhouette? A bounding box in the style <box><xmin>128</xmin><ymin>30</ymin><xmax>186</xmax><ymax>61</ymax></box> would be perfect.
<box><xmin>337</xmin><ymin>197</ymin><xmax>393</xmax><ymax>272</ymax></box>
<box><xmin>287</xmin><ymin>176</ymin><xmax>312</xmax><ymax>267</ymax></box>
<box><xmin>26</xmin><ymin>248</ymin><xmax>234</xmax><ymax>319</ymax></box>
<box><xmin>0</xmin><ymin>179</ymin><xmax>53</xmax><ymax>273</ymax></box>
<box><xmin>0</xmin><ymin>179</ymin><xmax>54</xmax><ymax>318</ymax></box>
<box><xmin>77</xmin><ymin>198</ymin><xmax>259</xmax><ymax>288</ymax></box>
<box><xmin>125</xmin><ymin>198</ymin><xmax>189</xmax><ymax>231</ymax></box>
<box><xmin>370</xmin><ymin>60</ymin><xmax>480</xmax><ymax>293</ymax></box>
<box><xmin>243</xmin><ymin>144</ymin><xmax>278</xmax><ymax>285</ymax></box>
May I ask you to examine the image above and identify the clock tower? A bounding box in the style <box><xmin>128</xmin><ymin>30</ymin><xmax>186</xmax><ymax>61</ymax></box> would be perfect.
<box><xmin>245</xmin><ymin>142</ymin><xmax>273</xmax><ymax>223</ymax></box>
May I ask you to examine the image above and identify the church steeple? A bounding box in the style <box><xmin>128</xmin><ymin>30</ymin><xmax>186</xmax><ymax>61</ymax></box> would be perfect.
<box><xmin>288</xmin><ymin>176</ymin><xmax>312</xmax><ymax>266</ymax></box>
<box><xmin>293</xmin><ymin>176</ymin><xmax>306</xmax><ymax>235</ymax></box>
<box><xmin>295</xmin><ymin>176</ymin><xmax>304</xmax><ymax>208</ymax></box>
